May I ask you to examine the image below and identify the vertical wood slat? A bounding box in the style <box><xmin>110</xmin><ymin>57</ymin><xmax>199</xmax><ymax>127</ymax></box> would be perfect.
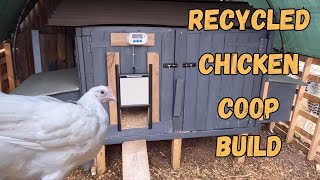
<box><xmin>96</xmin><ymin>145</ymin><xmax>106</xmax><ymax>175</ymax></box>
<box><xmin>57</xmin><ymin>34</ymin><xmax>66</xmax><ymax>69</ymax></box>
<box><xmin>107</xmin><ymin>52</ymin><xmax>120</xmax><ymax>125</ymax></box>
<box><xmin>147</xmin><ymin>52</ymin><xmax>160</xmax><ymax>122</ymax></box>
<box><xmin>4</xmin><ymin>43</ymin><xmax>15</xmax><ymax>92</ymax></box>
<box><xmin>287</xmin><ymin>57</ymin><xmax>313</xmax><ymax>142</ymax></box>
<box><xmin>307</xmin><ymin>116</ymin><xmax>320</xmax><ymax>161</ymax></box>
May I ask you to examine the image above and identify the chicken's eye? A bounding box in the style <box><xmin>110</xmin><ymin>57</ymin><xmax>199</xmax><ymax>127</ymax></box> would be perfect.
<box><xmin>100</xmin><ymin>90</ymin><xmax>105</xmax><ymax>94</ymax></box>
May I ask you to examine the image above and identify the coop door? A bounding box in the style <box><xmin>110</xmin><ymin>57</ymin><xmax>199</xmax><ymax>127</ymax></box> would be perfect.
<box><xmin>120</xmin><ymin>76</ymin><xmax>149</xmax><ymax>106</ymax></box>
<box><xmin>173</xmin><ymin>29</ymin><xmax>269</xmax><ymax>132</ymax></box>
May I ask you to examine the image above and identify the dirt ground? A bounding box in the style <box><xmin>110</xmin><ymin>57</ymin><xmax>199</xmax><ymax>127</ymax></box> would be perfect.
<box><xmin>67</xmin><ymin>125</ymin><xmax>320</xmax><ymax>180</ymax></box>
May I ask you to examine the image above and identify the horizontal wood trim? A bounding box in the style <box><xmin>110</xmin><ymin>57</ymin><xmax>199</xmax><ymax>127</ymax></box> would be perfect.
<box><xmin>299</xmin><ymin>109</ymin><xmax>318</xmax><ymax>124</ymax></box>
<box><xmin>299</xmin><ymin>56</ymin><xmax>320</xmax><ymax>66</ymax></box>
<box><xmin>304</xmin><ymin>92</ymin><xmax>320</xmax><ymax>104</ymax></box>
<box><xmin>308</xmin><ymin>74</ymin><xmax>320</xmax><ymax>83</ymax></box>
<box><xmin>111</xmin><ymin>33</ymin><xmax>155</xmax><ymax>47</ymax></box>
<box><xmin>295</xmin><ymin>126</ymin><xmax>313</xmax><ymax>141</ymax></box>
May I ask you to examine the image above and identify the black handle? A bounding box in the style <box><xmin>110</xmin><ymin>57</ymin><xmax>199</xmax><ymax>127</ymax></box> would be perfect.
<box><xmin>163</xmin><ymin>63</ymin><xmax>178</xmax><ymax>69</ymax></box>
<box><xmin>183</xmin><ymin>63</ymin><xmax>197</xmax><ymax>68</ymax></box>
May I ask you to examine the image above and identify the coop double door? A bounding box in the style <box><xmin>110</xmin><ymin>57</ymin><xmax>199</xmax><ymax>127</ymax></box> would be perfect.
<box><xmin>173</xmin><ymin>29</ymin><xmax>270</xmax><ymax>132</ymax></box>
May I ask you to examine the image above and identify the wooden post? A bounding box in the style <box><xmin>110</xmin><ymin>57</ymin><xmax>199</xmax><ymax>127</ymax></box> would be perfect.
<box><xmin>171</xmin><ymin>139</ymin><xmax>182</xmax><ymax>169</ymax></box>
<box><xmin>307</xmin><ymin>117</ymin><xmax>320</xmax><ymax>161</ymax></box>
<box><xmin>237</xmin><ymin>134</ymin><xmax>247</xmax><ymax>163</ymax></box>
<box><xmin>147</xmin><ymin>52</ymin><xmax>160</xmax><ymax>122</ymax></box>
<box><xmin>96</xmin><ymin>145</ymin><xmax>106</xmax><ymax>175</ymax></box>
<box><xmin>3</xmin><ymin>42</ymin><xmax>15</xmax><ymax>92</ymax></box>
<box><xmin>106</xmin><ymin>52</ymin><xmax>120</xmax><ymax>125</ymax></box>
<box><xmin>287</xmin><ymin>57</ymin><xmax>313</xmax><ymax>142</ymax></box>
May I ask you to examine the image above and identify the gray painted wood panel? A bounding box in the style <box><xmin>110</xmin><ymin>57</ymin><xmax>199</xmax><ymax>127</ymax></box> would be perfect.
<box><xmin>206</xmin><ymin>33</ymin><xmax>224</xmax><ymax>130</ymax></box>
<box><xmin>81</xmin><ymin>36</ymin><xmax>94</xmax><ymax>90</ymax></box>
<box><xmin>160</xmin><ymin>29</ymin><xmax>175</xmax><ymax>122</ymax></box>
<box><xmin>75</xmin><ymin>36</ymin><xmax>87</xmax><ymax>94</ymax></box>
<box><xmin>173</xmin><ymin>29</ymin><xmax>187</xmax><ymax>131</ymax></box>
<box><xmin>195</xmin><ymin>32</ymin><xmax>212</xmax><ymax>131</ymax></box>
<box><xmin>183</xmin><ymin>33</ymin><xmax>200</xmax><ymax>131</ymax></box>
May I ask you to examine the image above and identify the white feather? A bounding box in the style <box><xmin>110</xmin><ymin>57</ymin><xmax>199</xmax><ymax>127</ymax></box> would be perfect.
<box><xmin>0</xmin><ymin>86</ymin><xmax>111</xmax><ymax>180</ymax></box>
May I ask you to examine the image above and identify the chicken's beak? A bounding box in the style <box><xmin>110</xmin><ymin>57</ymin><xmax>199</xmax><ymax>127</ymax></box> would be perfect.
<box><xmin>105</xmin><ymin>94</ymin><xmax>116</xmax><ymax>102</ymax></box>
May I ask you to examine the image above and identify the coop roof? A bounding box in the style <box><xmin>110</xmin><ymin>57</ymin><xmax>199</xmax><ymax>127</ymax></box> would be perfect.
<box><xmin>47</xmin><ymin>0</ymin><xmax>253</xmax><ymax>27</ymax></box>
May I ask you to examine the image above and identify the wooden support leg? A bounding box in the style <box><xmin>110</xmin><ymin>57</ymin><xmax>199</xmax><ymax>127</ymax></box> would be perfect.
<box><xmin>237</xmin><ymin>134</ymin><xmax>247</xmax><ymax>163</ymax></box>
<box><xmin>96</xmin><ymin>145</ymin><xmax>106</xmax><ymax>175</ymax></box>
<box><xmin>307</xmin><ymin>118</ymin><xmax>320</xmax><ymax>161</ymax></box>
<box><xmin>171</xmin><ymin>139</ymin><xmax>182</xmax><ymax>169</ymax></box>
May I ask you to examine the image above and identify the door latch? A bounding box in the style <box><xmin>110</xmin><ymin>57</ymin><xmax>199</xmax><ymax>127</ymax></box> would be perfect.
<box><xmin>183</xmin><ymin>63</ymin><xmax>197</xmax><ymax>68</ymax></box>
<box><xmin>163</xmin><ymin>63</ymin><xmax>178</xmax><ymax>69</ymax></box>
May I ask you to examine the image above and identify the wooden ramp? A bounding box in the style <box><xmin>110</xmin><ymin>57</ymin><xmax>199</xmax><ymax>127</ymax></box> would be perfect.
<box><xmin>122</xmin><ymin>140</ymin><xmax>150</xmax><ymax>180</ymax></box>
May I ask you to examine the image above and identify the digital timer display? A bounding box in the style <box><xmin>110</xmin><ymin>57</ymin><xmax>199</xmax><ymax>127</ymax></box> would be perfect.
<box><xmin>132</xmin><ymin>34</ymin><xmax>143</xmax><ymax>38</ymax></box>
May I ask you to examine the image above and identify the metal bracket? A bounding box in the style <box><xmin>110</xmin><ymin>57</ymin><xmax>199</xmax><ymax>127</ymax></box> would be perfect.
<box><xmin>183</xmin><ymin>63</ymin><xmax>197</xmax><ymax>68</ymax></box>
<box><xmin>163</xmin><ymin>63</ymin><xmax>178</xmax><ymax>69</ymax></box>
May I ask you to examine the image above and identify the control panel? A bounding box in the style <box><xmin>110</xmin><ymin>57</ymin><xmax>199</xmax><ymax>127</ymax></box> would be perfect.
<box><xmin>128</xmin><ymin>33</ymin><xmax>148</xmax><ymax>45</ymax></box>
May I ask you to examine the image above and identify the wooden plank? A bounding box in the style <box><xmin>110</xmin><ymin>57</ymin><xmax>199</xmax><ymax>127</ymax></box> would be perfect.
<box><xmin>122</xmin><ymin>140</ymin><xmax>150</xmax><ymax>180</ymax></box>
<box><xmin>307</xmin><ymin>117</ymin><xmax>320</xmax><ymax>161</ymax></box>
<box><xmin>0</xmin><ymin>49</ymin><xmax>4</xmax><ymax>57</ymax></box>
<box><xmin>287</xmin><ymin>57</ymin><xmax>313</xmax><ymax>142</ymax></box>
<box><xmin>299</xmin><ymin>109</ymin><xmax>318</xmax><ymax>124</ymax></box>
<box><xmin>111</xmin><ymin>33</ymin><xmax>155</xmax><ymax>47</ymax></box>
<box><xmin>0</xmin><ymin>57</ymin><xmax>5</xmax><ymax>65</ymax></box>
<box><xmin>1</xmin><ymin>73</ymin><xmax>8</xmax><ymax>80</ymax></box>
<box><xmin>171</xmin><ymin>139</ymin><xmax>182</xmax><ymax>169</ymax></box>
<box><xmin>107</xmin><ymin>52</ymin><xmax>119</xmax><ymax>125</ymax></box>
<box><xmin>196</xmin><ymin>32</ymin><xmax>211</xmax><ymax>130</ymax></box>
<box><xmin>206</xmin><ymin>33</ymin><xmax>224</xmax><ymax>130</ymax></box>
<box><xmin>173</xmin><ymin>30</ymin><xmax>187</xmax><ymax>131</ymax></box>
<box><xmin>295</xmin><ymin>126</ymin><xmax>314</xmax><ymax>141</ymax></box>
<box><xmin>183</xmin><ymin>33</ymin><xmax>199</xmax><ymax>131</ymax></box>
<box><xmin>237</xmin><ymin>134</ymin><xmax>248</xmax><ymax>163</ymax></box>
<box><xmin>57</xmin><ymin>34</ymin><xmax>67</xmax><ymax>69</ymax></box>
<box><xmin>96</xmin><ymin>145</ymin><xmax>106</xmax><ymax>175</ymax></box>
<box><xmin>40</xmin><ymin>34</ymin><xmax>58</xmax><ymax>72</ymax></box>
<box><xmin>304</xmin><ymin>92</ymin><xmax>320</xmax><ymax>104</ymax></box>
<box><xmin>147</xmin><ymin>52</ymin><xmax>159</xmax><ymax>122</ymax></box>
<box><xmin>158</xmin><ymin>29</ymin><xmax>175</xmax><ymax>124</ymax></box>
<box><xmin>65</xmin><ymin>32</ymin><xmax>75</xmax><ymax>68</ymax></box>
<box><xmin>300</xmin><ymin>56</ymin><xmax>320</xmax><ymax>66</ymax></box>
<box><xmin>31</xmin><ymin>30</ymin><xmax>42</xmax><ymax>73</ymax></box>
<box><xmin>308</xmin><ymin>74</ymin><xmax>320</xmax><ymax>83</ymax></box>
<box><xmin>4</xmin><ymin>43</ymin><xmax>15</xmax><ymax>92</ymax></box>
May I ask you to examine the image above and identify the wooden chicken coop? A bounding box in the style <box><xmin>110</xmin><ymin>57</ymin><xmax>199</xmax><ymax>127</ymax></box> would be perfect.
<box><xmin>9</xmin><ymin>0</ymin><xmax>303</xmax><ymax>143</ymax></box>
<box><xmin>2</xmin><ymin>0</ymin><xmax>311</xmax><ymax>178</ymax></box>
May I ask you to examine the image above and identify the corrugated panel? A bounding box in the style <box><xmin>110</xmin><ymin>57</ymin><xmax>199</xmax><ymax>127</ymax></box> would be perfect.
<box><xmin>235</xmin><ymin>0</ymin><xmax>320</xmax><ymax>59</ymax></box>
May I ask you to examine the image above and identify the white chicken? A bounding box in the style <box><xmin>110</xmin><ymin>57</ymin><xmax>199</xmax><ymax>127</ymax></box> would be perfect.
<box><xmin>0</xmin><ymin>86</ymin><xmax>116</xmax><ymax>180</ymax></box>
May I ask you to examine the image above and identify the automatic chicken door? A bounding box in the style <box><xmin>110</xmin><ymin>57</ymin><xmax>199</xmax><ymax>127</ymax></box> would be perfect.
<box><xmin>115</xmin><ymin>64</ymin><xmax>153</xmax><ymax>131</ymax></box>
